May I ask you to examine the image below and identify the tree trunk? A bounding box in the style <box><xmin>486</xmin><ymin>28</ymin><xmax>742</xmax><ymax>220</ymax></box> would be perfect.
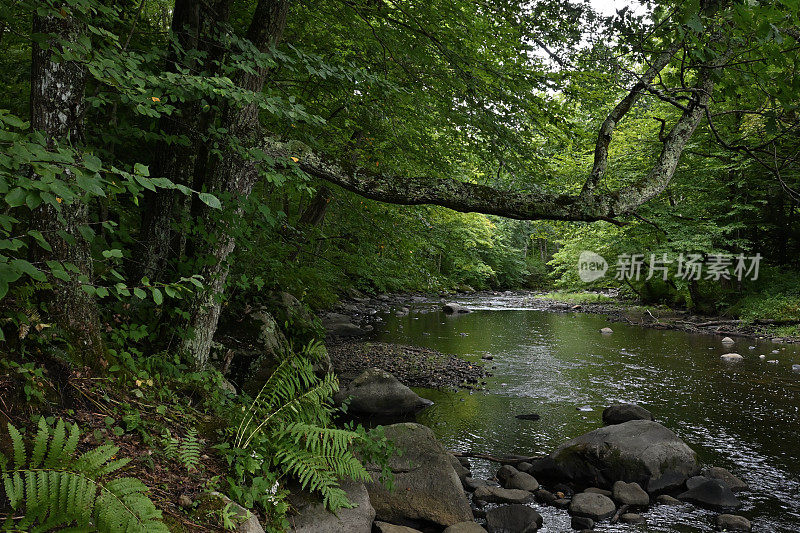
<box><xmin>137</xmin><ymin>0</ymin><xmax>233</xmax><ymax>281</ymax></box>
<box><xmin>29</xmin><ymin>7</ymin><xmax>106</xmax><ymax>366</ymax></box>
<box><xmin>182</xmin><ymin>0</ymin><xmax>290</xmax><ymax>367</ymax></box>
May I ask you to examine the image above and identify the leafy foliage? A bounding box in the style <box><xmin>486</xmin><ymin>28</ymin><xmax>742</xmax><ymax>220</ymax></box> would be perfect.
<box><xmin>0</xmin><ymin>417</ymin><xmax>168</xmax><ymax>532</ymax></box>
<box><xmin>227</xmin><ymin>342</ymin><xmax>390</xmax><ymax>513</ymax></box>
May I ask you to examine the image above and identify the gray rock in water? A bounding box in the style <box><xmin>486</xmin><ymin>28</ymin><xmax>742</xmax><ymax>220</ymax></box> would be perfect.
<box><xmin>443</xmin><ymin>303</ymin><xmax>471</xmax><ymax>314</ymax></box>
<box><xmin>373</xmin><ymin>522</ymin><xmax>423</xmax><ymax>533</ymax></box>
<box><xmin>602</xmin><ymin>404</ymin><xmax>654</xmax><ymax>425</ymax></box>
<box><xmin>504</xmin><ymin>471</ymin><xmax>540</xmax><ymax>492</ymax></box>
<box><xmin>473</xmin><ymin>485</ymin><xmax>535</xmax><ymax>504</ymax></box>
<box><xmin>702</xmin><ymin>467</ymin><xmax>748</xmax><ymax>492</ymax></box>
<box><xmin>721</xmin><ymin>353</ymin><xmax>743</xmax><ymax>362</ymax></box>
<box><xmin>569</xmin><ymin>492</ymin><xmax>616</xmax><ymax>520</ymax></box>
<box><xmin>288</xmin><ymin>481</ymin><xmax>374</xmax><ymax>533</ymax></box>
<box><xmin>721</xmin><ymin>336</ymin><xmax>735</xmax><ymax>344</ymax></box>
<box><xmin>620</xmin><ymin>513</ymin><xmax>645</xmax><ymax>524</ymax></box>
<box><xmin>443</xmin><ymin>523</ymin><xmax>488</xmax><ymax>533</ymax></box>
<box><xmin>534</xmin><ymin>489</ymin><xmax>557</xmax><ymax>505</ymax></box>
<box><xmin>364</xmin><ymin>423</ymin><xmax>473</xmax><ymax>527</ymax></box>
<box><xmin>334</xmin><ymin>368</ymin><xmax>432</xmax><ymax>416</ymax></box>
<box><xmin>656</xmin><ymin>494</ymin><xmax>683</xmax><ymax>506</ymax></box>
<box><xmin>612</xmin><ymin>481</ymin><xmax>649</xmax><ymax>506</ymax></box>
<box><xmin>463</xmin><ymin>477</ymin><xmax>489</xmax><ymax>491</ymax></box>
<box><xmin>600</xmin><ymin>327</ymin><xmax>614</xmax><ymax>334</ymax></box>
<box><xmin>570</xmin><ymin>516</ymin><xmax>594</xmax><ymax>530</ymax></box>
<box><xmin>496</xmin><ymin>464</ymin><xmax>518</xmax><ymax>483</ymax></box>
<box><xmin>485</xmin><ymin>504</ymin><xmax>543</xmax><ymax>533</ymax></box>
<box><xmin>496</xmin><ymin>465</ymin><xmax>539</xmax><ymax>492</ymax></box>
<box><xmin>716</xmin><ymin>514</ymin><xmax>752</xmax><ymax>531</ymax></box>
<box><xmin>550</xmin><ymin>420</ymin><xmax>699</xmax><ymax>493</ymax></box>
<box><xmin>678</xmin><ymin>479</ymin><xmax>742</xmax><ymax>510</ymax></box>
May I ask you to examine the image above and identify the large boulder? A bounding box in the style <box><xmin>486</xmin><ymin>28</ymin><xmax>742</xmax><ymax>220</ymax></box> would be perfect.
<box><xmin>678</xmin><ymin>479</ymin><xmax>742</xmax><ymax>510</ymax></box>
<box><xmin>485</xmin><ymin>505</ymin><xmax>542</xmax><ymax>533</ymax></box>
<box><xmin>364</xmin><ymin>423</ymin><xmax>473</xmax><ymax>528</ymax></box>
<box><xmin>334</xmin><ymin>368</ymin><xmax>432</xmax><ymax>416</ymax></box>
<box><xmin>288</xmin><ymin>480</ymin><xmax>374</xmax><ymax>533</ymax></box>
<box><xmin>568</xmin><ymin>492</ymin><xmax>616</xmax><ymax>521</ymax></box>
<box><xmin>602</xmin><ymin>404</ymin><xmax>654</xmax><ymax>425</ymax></box>
<box><xmin>549</xmin><ymin>420</ymin><xmax>699</xmax><ymax>493</ymax></box>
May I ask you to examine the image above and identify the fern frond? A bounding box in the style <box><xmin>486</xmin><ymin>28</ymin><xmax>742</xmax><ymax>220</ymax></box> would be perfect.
<box><xmin>0</xmin><ymin>419</ymin><xmax>168</xmax><ymax>533</ymax></box>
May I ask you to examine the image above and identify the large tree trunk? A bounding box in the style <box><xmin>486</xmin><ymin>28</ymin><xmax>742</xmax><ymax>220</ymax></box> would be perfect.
<box><xmin>29</xmin><ymin>7</ymin><xmax>106</xmax><ymax>366</ymax></box>
<box><xmin>182</xmin><ymin>0</ymin><xmax>290</xmax><ymax>367</ymax></box>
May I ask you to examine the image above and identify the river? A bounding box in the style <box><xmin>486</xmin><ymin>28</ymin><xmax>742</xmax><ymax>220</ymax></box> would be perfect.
<box><xmin>371</xmin><ymin>294</ymin><xmax>800</xmax><ymax>532</ymax></box>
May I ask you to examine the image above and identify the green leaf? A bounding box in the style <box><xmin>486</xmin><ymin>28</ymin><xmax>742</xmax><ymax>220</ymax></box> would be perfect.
<box><xmin>151</xmin><ymin>287</ymin><xmax>163</xmax><ymax>305</ymax></box>
<box><xmin>198</xmin><ymin>192</ymin><xmax>222</xmax><ymax>209</ymax></box>
<box><xmin>5</xmin><ymin>187</ymin><xmax>27</xmax><ymax>207</ymax></box>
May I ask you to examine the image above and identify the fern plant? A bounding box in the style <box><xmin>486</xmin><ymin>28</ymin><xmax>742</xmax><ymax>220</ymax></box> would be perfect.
<box><xmin>0</xmin><ymin>417</ymin><xmax>169</xmax><ymax>532</ymax></box>
<box><xmin>232</xmin><ymin>341</ymin><xmax>374</xmax><ymax>511</ymax></box>
<box><xmin>161</xmin><ymin>427</ymin><xmax>201</xmax><ymax>473</ymax></box>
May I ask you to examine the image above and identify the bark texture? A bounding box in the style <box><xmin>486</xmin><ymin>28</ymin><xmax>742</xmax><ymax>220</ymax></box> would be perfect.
<box><xmin>29</xmin><ymin>7</ymin><xmax>105</xmax><ymax>365</ymax></box>
<box><xmin>181</xmin><ymin>0</ymin><xmax>290</xmax><ymax>367</ymax></box>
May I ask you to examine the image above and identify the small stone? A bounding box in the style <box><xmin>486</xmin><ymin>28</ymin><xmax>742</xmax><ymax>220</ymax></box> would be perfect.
<box><xmin>569</xmin><ymin>492</ymin><xmax>616</xmax><ymax>520</ymax></box>
<box><xmin>534</xmin><ymin>489</ymin><xmax>557</xmax><ymax>505</ymax></box>
<box><xmin>472</xmin><ymin>485</ymin><xmax>535</xmax><ymax>504</ymax></box>
<box><xmin>554</xmin><ymin>498</ymin><xmax>571</xmax><ymax>509</ymax></box>
<box><xmin>716</xmin><ymin>514</ymin><xmax>752</xmax><ymax>531</ymax></box>
<box><xmin>177</xmin><ymin>494</ymin><xmax>193</xmax><ymax>508</ymax></box>
<box><xmin>721</xmin><ymin>353</ymin><xmax>743</xmax><ymax>362</ymax></box>
<box><xmin>600</xmin><ymin>327</ymin><xmax>613</xmax><ymax>334</ymax></box>
<box><xmin>463</xmin><ymin>477</ymin><xmax>488</xmax><ymax>491</ymax></box>
<box><xmin>620</xmin><ymin>513</ymin><xmax>645</xmax><ymax>524</ymax></box>
<box><xmin>657</xmin><ymin>494</ymin><xmax>683</xmax><ymax>505</ymax></box>
<box><xmin>612</xmin><ymin>481</ymin><xmax>649</xmax><ymax>506</ymax></box>
<box><xmin>721</xmin><ymin>336</ymin><xmax>735</xmax><ymax>344</ymax></box>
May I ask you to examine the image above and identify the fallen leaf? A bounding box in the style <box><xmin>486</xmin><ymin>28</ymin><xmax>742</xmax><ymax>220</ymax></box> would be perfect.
<box><xmin>291</xmin><ymin>156</ymin><xmax>299</xmax><ymax>162</ymax></box>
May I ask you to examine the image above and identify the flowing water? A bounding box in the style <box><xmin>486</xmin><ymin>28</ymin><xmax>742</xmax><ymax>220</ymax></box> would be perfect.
<box><xmin>371</xmin><ymin>294</ymin><xmax>800</xmax><ymax>532</ymax></box>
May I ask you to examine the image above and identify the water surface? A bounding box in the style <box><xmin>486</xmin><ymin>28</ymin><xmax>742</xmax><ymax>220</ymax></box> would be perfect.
<box><xmin>372</xmin><ymin>295</ymin><xmax>800</xmax><ymax>532</ymax></box>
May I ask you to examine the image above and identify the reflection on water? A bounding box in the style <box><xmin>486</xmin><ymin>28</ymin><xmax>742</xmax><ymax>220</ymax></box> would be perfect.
<box><xmin>372</xmin><ymin>297</ymin><xmax>800</xmax><ymax>532</ymax></box>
